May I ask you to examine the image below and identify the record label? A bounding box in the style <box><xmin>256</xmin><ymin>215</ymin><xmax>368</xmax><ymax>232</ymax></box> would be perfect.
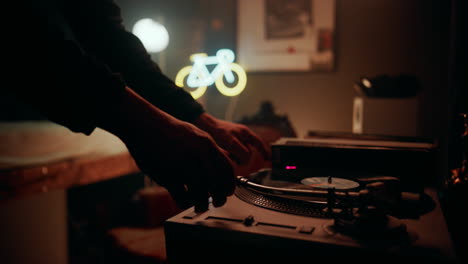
<box><xmin>301</xmin><ymin>177</ymin><xmax>360</xmax><ymax>190</ymax></box>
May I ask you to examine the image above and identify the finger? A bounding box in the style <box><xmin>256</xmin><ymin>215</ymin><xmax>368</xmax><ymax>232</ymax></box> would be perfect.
<box><xmin>201</xmin><ymin>147</ymin><xmax>236</xmax><ymax>202</ymax></box>
<box><xmin>211</xmin><ymin>194</ymin><xmax>227</xmax><ymax>208</ymax></box>
<box><xmin>187</xmin><ymin>183</ymin><xmax>210</xmax><ymax>213</ymax></box>
<box><xmin>213</xmin><ymin>149</ymin><xmax>236</xmax><ymax>196</ymax></box>
<box><xmin>238</xmin><ymin>130</ymin><xmax>271</xmax><ymax>160</ymax></box>
<box><xmin>194</xmin><ymin>196</ymin><xmax>209</xmax><ymax>213</ymax></box>
<box><xmin>206</xmin><ymin>173</ymin><xmax>231</xmax><ymax>208</ymax></box>
<box><xmin>207</xmin><ymin>173</ymin><xmax>230</xmax><ymax>208</ymax></box>
<box><xmin>165</xmin><ymin>184</ymin><xmax>192</xmax><ymax>209</ymax></box>
<box><xmin>224</xmin><ymin>136</ymin><xmax>251</xmax><ymax>164</ymax></box>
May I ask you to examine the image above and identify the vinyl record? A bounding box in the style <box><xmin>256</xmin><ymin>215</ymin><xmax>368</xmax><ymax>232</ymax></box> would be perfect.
<box><xmin>301</xmin><ymin>177</ymin><xmax>360</xmax><ymax>190</ymax></box>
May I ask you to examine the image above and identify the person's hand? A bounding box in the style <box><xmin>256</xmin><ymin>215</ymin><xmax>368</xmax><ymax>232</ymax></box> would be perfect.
<box><xmin>126</xmin><ymin>121</ymin><xmax>235</xmax><ymax>212</ymax></box>
<box><xmin>193</xmin><ymin>113</ymin><xmax>271</xmax><ymax>165</ymax></box>
<box><xmin>98</xmin><ymin>88</ymin><xmax>236</xmax><ymax>212</ymax></box>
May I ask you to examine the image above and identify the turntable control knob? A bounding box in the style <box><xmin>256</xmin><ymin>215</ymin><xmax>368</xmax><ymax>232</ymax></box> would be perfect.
<box><xmin>243</xmin><ymin>215</ymin><xmax>255</xmax><ymax>226</ymax></box>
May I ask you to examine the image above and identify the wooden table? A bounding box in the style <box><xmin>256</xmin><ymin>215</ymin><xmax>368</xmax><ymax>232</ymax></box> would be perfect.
<box><xmin>0</xmin><ymin>152</ymin><xmax>140</xmax><ymax>202</ymax></box>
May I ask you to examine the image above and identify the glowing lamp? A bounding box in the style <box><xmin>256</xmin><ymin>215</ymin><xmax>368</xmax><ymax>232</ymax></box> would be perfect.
<box><xmin>132</xmin><ymin>18</ymin><xmax>169</xmax><ymax>53</ymax></box>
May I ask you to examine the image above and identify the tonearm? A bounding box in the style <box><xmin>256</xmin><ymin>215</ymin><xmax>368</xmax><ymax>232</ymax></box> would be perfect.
<box><xmin>236</xmin><ymin>176</ymin><xmax>431</xmax><ymax>219</ymax></box>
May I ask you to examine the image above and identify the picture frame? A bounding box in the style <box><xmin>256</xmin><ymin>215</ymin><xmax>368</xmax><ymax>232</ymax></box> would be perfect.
<box><xmin>237</xmin><ymin>0</ymin><xmax>336</xmax><ymax>72</ymax></box>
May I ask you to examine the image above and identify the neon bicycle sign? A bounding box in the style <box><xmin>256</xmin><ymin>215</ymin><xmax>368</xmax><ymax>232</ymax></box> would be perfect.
<box><xmin>175</xmin><ymin>49</ymin><xmax>247</xmax><ymax>99</ymax></box>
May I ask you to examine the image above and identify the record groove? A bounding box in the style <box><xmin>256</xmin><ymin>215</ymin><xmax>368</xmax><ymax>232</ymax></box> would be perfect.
<box><xmin>235</xmin><ymin>186</ymin><xmax>329</xmax><ymax>218</ymax></box>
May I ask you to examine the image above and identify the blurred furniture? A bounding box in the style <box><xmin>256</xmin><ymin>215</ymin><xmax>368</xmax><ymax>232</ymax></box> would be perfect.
<box><xmin>238</xmin><ymin>101</ymin><xmax>297</xmax><ymax>139</ymax></box>
<box><xmin>351</xmin><ymin>74</ymin><xmax>421</xmax><ymax>136</ymax></box>
<box><xmin>106</xmin><ymin>185</ymin><xmax>181</xmax><ymax>264</ymax></box>
<box><xmin>107</xmin><ymin>227</ymin><xmax>167</xmax><ymax>264</ymax></box>
<box><xmin>0</xmin><ymin>122</ymin><xmax>139</xmax><ymax>264</ymax></box>
<box><xmin>0</xmin><ymin>121</ymin><xmax>136</xmax><ymax>202</ymax></box>
<box><xmin>235</xmin><ymin>101</ymin><xmax>297</xmax><ymax>176</ymax></box>
<box><xmin>0</xmin><ymin>152</ymin><xmax>139</xmax><ymax>202</ymax></box>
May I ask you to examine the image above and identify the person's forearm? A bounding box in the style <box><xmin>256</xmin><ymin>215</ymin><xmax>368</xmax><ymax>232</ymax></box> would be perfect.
<box><xmin>192</xmin><ymin>113</ymin><xmax>218</xmax><ymax>131</ymax></box>
<box><xmin>97</xmin><ymin>86</ymin><xmax>181</xmax><ymax>142</ymax></box>
<box><xmin>96</xmin><ymin>86</ymin><xmax>236</xmax><ymax>211</ymax></box>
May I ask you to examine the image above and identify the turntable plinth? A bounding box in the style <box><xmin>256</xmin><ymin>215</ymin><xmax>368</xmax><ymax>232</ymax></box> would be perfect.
<box><xmin>164</xmin><ymin>188</ymin><xmax>456</xmax><ymax>263</ymax></box>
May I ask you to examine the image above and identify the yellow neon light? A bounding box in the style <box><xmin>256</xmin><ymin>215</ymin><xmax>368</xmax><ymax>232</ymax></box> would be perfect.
<box><xmin>175</xmin><ymin>49</ymin><xmax>247</xmax><ymax>99</ymax></box>
<box><xmin>215</xmin><ymin>63</ymin><xmax>247</xmax><ymax>96</ymax></box>
<box><xmin>175</xmin><ymin>66</ymin><xmax>207</xmax><ymax>100</ymax></box>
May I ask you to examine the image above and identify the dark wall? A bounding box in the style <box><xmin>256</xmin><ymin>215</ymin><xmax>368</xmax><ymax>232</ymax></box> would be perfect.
<box><xmin>115</xmin><ymin>0</ymin><xmax>451</xmax><ymax>138</ymax></box>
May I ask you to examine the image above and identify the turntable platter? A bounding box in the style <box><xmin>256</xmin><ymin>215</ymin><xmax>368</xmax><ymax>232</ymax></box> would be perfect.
<box><xmin>301</xmin><ymin>177</ymin><xmax>360</xmax><ymax>190</ymax></box>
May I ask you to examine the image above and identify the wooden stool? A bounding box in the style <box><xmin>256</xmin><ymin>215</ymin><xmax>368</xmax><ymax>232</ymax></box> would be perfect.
<box><xmin>107</xmin><ymin>185</ymin><xmax>182</xmax><ymax>263</ymax></box>
<box><xmin>107</xmin><ymin>227</ymin><xmax>167</xmax><ymax>263</ymax></box>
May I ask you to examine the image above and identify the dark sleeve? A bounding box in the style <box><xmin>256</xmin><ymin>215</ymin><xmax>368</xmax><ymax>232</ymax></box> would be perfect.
<box><xmin>62</xmin><ymin>0</ymin><xmax>205</xmax><ymax>122</ymax></box>
<box><xmin>7</xmin><ymin>1</ymin><xmax>127</xmax><ymax>135</ymax></box>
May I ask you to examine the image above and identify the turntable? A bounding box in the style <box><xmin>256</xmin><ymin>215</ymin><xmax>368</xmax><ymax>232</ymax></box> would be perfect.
<box><xmin>165</xmin><ymin>169</ymin><xmax>456</xmax><ymax>263</ymax></box>
<box><xmin>164</xmin><ymin>137</ymin><xmax>456</xmax><ymax>263</ymax></box>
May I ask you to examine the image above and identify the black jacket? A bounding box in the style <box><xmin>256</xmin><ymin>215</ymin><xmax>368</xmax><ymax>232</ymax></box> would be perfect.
<box><xmin>3</xmin><ymin>0</ymin><xmax>204</xmax><ymax>134</ymax></box>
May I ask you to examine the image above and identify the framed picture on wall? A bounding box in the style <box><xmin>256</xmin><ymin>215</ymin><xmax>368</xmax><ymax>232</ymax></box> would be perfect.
<box><xmin>237</xmin><ymin>0</ymin><xmax>336</xmax><ymax>72</ymax></box>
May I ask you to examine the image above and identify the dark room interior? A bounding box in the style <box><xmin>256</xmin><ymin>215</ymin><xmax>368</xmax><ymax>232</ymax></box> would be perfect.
<box><xmin>1</xmin><ymin>0</ymin><xmax>466</xmax><ymax>263</ymax></box>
